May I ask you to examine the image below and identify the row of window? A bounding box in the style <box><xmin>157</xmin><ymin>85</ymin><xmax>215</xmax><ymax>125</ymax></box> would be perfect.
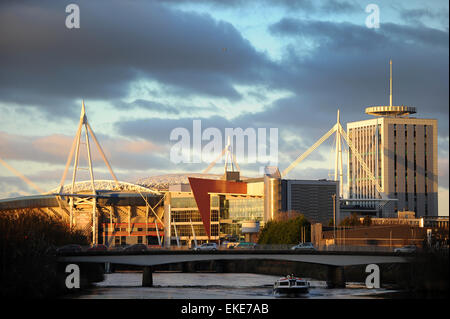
<box><xmin>171</xmin><ymin>196</ymin><xmax>220</xmax><ymax>208</ymax></box>
<box><xmin>170</xmin><ymin>224</ymin><xmax>220</xmax><ymax>237</ymax></box>
<box><xmin>110</xmin><ymin>235</ymin><xmax>161</xmax><ymax>246</ymax></box>
<box><xmin>393</xmin><ymin>126</ymin><xmax>431</xmax><ymax>215</ymax></box>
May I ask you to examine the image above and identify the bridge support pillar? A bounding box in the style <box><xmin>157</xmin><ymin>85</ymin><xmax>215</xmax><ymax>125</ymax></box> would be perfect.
<box><xmin>142</xmin><ymin>266</ymin><xmax>154</xmax><ymax>287</ymax></box>
<box><xmin>215</xmin><ymin>260</ymin><xmax>224</xmax><ymax>273</ymax></box>
<box><xmin>326</xmin><ymin>266</ymin><xmax>346</xmax><ymax>289</ymax></box>
<box><xmin>182</xmin><ymin>262</ymin><xmax>196</xmax><ymax>273</ymax></box>
<box><xmin>105</xmin><ymin>262</ymin><xmax>111</xmax><ymax>274</ymax></box>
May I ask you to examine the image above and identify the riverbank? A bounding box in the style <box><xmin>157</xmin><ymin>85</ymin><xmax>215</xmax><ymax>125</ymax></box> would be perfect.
<box><xmin>0</xmin><ymin>210</ymin><xmax>103</xmax><ymax>298</ymax></box>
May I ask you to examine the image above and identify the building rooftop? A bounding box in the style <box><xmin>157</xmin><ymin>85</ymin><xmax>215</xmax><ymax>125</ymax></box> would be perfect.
<box><xmin>365</xmin><ymin>105</ymin><xmax>417</xmax><ymax>117</ymax></box>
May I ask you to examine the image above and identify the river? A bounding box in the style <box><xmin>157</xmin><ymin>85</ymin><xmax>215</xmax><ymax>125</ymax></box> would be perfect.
<box><xmin>69</xmin><ymin>271</ymin><xmax>397</xmax><ymax>299</ymax></box>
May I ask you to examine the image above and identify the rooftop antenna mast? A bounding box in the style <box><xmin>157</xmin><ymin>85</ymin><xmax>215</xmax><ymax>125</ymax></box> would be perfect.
<box><xmin>390</xmin><ymin>59</ymin><xmax>393</xmax><ymax>107</ymax></box>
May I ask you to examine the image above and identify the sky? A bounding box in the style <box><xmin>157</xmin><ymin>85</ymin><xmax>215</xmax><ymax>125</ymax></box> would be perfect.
<box><xmin>0</xmin><ymin>0</ymin><xmax>448</xmax><ymax>216</ymax></box>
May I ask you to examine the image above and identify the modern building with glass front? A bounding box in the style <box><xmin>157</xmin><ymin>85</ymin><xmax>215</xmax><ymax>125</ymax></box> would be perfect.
<box><xmin>160</xmin><ymin>170</ymin><xmax>339</xmax><ymax>247</ymax></box>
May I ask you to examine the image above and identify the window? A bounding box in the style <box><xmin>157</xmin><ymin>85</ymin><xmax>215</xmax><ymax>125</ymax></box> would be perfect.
<box><xmin>137</xmin><ymin>236</ymin><xmax>143</xmax><ymax>244</ymax></box>
<box><xmin>147</xmin><ymin>236</ymin><xmax>159</xmax><ymax>245</ymax></box>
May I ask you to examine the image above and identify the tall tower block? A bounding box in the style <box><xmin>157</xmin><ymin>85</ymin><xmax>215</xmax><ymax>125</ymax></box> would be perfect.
<box><xmin>347</xmin><ymin>61</ymin><xmax>438</xmax><ymax>217</ymax></box>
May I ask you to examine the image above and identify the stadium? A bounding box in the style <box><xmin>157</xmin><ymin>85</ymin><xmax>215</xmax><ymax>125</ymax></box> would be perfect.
<box><xmin>0</xmin><ymin>72</ymin><xmax>440</xmax><ymax>247</ymax></box>
<box><xmin>0</xmin><ymin>102</ymin><xmax>341</xmax><ymax>247</ymax></box>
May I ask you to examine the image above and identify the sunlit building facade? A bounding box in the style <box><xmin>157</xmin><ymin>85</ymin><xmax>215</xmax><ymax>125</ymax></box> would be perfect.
<box><xmin>0</xmin><ymin>172</ymin><xmax>340</xmax><ymax>246</ymax></box>
<box><xmin>347</xmin><ymin>107</ymin><xmax>438</xmax><ymax>217</ymax></box>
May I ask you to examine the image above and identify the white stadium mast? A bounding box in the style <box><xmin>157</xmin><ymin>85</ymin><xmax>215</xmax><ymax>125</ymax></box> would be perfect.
<box><xmin>202</xmin><ymin>135</ymin><xmax>240</xmax><ymax>174</ymax></box>
<box><xmin>0</xmin><ymin>157</ymin><xmax>45</xmax><ymax>194</ymax></box>
<box><xmin>281</xmin><ymin>109</ymin><xmax>387</xmax><ymax>201</ymax></box>
<box><xmin>58</xmin><ymin>100</ymin><xmax>119</xmax><ymax>243</ymax></box>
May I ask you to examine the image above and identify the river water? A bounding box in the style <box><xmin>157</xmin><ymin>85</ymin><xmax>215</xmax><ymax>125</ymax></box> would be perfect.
<box><xmin>70</xmin><ymin>272</ymin><xmax>396</xmax><ymax>299</ymax></box>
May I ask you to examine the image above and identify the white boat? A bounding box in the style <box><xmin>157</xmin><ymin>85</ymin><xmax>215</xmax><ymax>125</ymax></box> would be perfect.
<box><xmin>273</xmin><ymin>275</ymin><xmax>310</xmax><ymax>296</ymax></box>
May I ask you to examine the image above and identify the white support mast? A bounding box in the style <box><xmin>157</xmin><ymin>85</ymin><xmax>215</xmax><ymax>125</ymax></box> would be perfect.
<box><xmin>58</xmin><ymin>100</ymin><xmax>119</xmax><ymax>244</ymax></box>
<box><xmin>335</xmin><ymin>110</ymin><xmax>344</xmax><ymax>197</ymax></box>
<box><xmin>155</xmin><ymin>221</ymin><xmax>162</xmax><ymax>247</ymax></box>
<box><xmin>0</xmin><ymin>157</ymin><xmax>45</xmax><ymax>194</ymax></box>
<box><xmin>282</xmin><ymin>110</ymin><xmax>388</xmax><ymax>201</ymax></box>
<box><xmin>190</xmin><ymin>218</ymin><xmax>198</xmax><ymax>248</ymax></box>
<box><xmin>173</xmin><ymin>217</ymin><xmax>180</xmax><ymax>247</ymax></box>
<box><xmin>202</xmin><ymin>135</ymin><xmax>240</xmax><ymax>174</ymax></box>
<box><xmin>281</xmin><ymin>124</ymin><xmax>338</xmax><ymax>178</ymax></box>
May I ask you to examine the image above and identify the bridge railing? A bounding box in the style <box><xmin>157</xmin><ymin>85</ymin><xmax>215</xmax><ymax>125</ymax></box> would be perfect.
<box><xmin>318</xmin><ymin>245</ymin><xmax>394</xmax><ymax>253</ymax></box>
<box><xmin>60</xmin><ymin>243</ymin><xmax>405</xmax><ymax>253</ymax></box>
<box><xmin>242</xmin><ymin>244</ymin><xmax>395</xmax><ymax>252</ymax></box>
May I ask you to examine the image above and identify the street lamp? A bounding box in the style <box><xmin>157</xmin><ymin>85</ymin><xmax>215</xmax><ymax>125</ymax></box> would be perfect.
<box><xmin>332</xmin><ymin>194</ymin><xmax>337</xmax><ymax>248</ymax></box>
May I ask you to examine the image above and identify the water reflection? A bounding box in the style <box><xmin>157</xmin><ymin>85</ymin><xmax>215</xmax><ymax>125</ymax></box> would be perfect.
<box><xmin>71</xmin><ymin>272</ymin><xmax>395</xmax><ymax>299</ymax></box>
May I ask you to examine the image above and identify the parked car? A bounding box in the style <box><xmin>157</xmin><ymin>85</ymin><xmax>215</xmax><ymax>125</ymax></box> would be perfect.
<box><xmin>291</xmin><ymin>242</ymin><xmax>316</xmax><ymax>251</ymax></box>
<box><xmin>234</xmin><ymin>242</ymin><xmax>258</xmax><ymax>249</ymax></box>
<box><xmin>124</xmin><ymin>244</ymin><xmax>148</xmax><ymax>252</ymax></box>
<box><xmin>45</xmin><ymin>245</ymin><xmax>57</xmax><ymax>255</ymax></box>
<box><xmin>56</xmin><ymin>244</ymin><xmax>82</xmax><ymax>253</ymax></box>
<box><xmin>193</xmin><ymin>243</ymin><xmax>218</xmax><ymax>251</ymax></box>
<box><xmin>87</xmin><ymin>244</ymin><xmax>108</xmax><ymax>251</ymax></box>
<box><xmin>394</xmin><ymin>245</ymin><xmax>417</xmax><ymax>253</ymax></box>
<box><xmin>222</xmin><ymin>240</ymin><xmax>240</xmax><ymax>249</ymax></box>
<box><xmin>222</xmin><ymin>236</ymin><xmax>244</xmax><ymax>249</ymax></box>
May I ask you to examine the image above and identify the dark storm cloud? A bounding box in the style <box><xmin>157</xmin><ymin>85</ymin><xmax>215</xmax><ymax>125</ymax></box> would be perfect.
<box><xmin>115</xmin><ymin>14</ymin><xmax>448</xmax><ymax>176</ymax></box>
<box><xmin>117</xmin><ymin>115</ymin><xmax>234</xmax><ymax>144</ymax></box>
<box><xmin>269</xmin><ymin>19</ymin><xmax>448</xmax><ymax>49</ymax></box>
<box><xmin>267</xmin><ymin>18</ymin><xmax>449</xmax><ymax>137</ymax></box>
<box><xmin>318</xmin><ymin>0</ymin><xmax>361</xmax><ymax>13</ymax></box>
<box><xmin>115</xmin><ymin>100</ymin><xmax>182</xmax><ymax>115</ymax></box>
<box><xmin>115</xmin><ymin>107</ymin><xmax>328</xmax><ymax>171</ymax></box>
<box><xmin>159</xmin><ymin>0</ymin><xmax>360</xmax><ymax>13</ymax></box>
<box><xmin>399</xmin><ymin>7</ymin><xmax>449</xmax><ymax>26</ymax></box>
<box><xmin>0</xmin><ymin>0</ymin><xmax>275</xmax><ymax>116</ymax></box>
<box><xmin>273</xmin><ymin>0</ymin><xmax>360</xmax><ymax>13</ymax></box>
<box><xmin>158</xmin><ymin>0</ymin><xmax>314</xmax><ymax>9</ymax></box>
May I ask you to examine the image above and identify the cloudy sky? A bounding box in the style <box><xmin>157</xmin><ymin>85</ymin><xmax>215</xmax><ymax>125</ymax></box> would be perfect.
<box><xmin>0</xmin><ymin>0</ymin><xmax>448</xmax><ymax>215</ymax></box>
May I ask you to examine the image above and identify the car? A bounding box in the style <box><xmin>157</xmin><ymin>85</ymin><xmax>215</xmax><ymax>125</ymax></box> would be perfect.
<box><xmin>56</xmin><ymin>244</ymin><xmax>82</xmax><ymax>253</ymax></box>
<box><xmin>193</xmin><ymin>243</ymin><xmax>218</xmax><ymax>251</ymax></box>
<box><xmin>234</xmin><ymin>242</ymin><xmax>258</xmax><ymax>249</ymax></box>
<box><xmin>223</xmin><ymin>241</ymin><xmax>241</xmax><ymax>249</ymax></box>
<box><xmin>45</xmin><ymin>245</ymin><xmax>57</xmax><ymax>255</ymax></box>
<box><xmin>87</xmin><ymin>244</ymin><xmax>108</xmax><ymax>251</ymax></box>
<box><xmin>124</xmin><ymin>244</ymin><xmax>148</xmax><ymax>252</ymax></box>
<box><xmin>291</xmin><ymin>242</ymin><xmax>316</xmax><ymax>251</ymax></box>
<box><xmin>394</xmin><ymin>245</ymin><xmax>417</xmax><ymax>253</ymax></box>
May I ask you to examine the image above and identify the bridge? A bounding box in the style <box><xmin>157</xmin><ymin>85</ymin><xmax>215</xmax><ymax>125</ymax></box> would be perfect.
<box><xmin>57</xmin><ymin>250</ymin><xmax>411</xmax><ymax>288</ymax></box>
